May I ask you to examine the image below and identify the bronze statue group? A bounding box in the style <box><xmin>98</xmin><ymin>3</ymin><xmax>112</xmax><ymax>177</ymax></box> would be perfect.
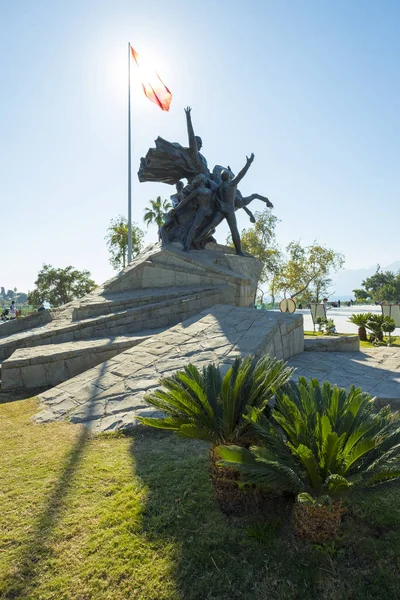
<box><xmin>138</xmin><ymin>107</ymin><xmax>273</xmax><ymax>255</ymax></box>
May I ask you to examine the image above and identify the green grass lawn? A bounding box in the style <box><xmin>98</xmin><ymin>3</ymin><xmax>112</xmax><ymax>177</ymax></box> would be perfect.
<box><xmin>1</xmin><ymin>396</ymin><xmax>400</xmax><ymax>600</ymax></box>
<box><xmin>304</xmin><ymin>331</ymin><xmax>359</xmax><ymax>337</ymax></box>
<box><xmin>360</xmin><ymin>339</ymin><xmax>400</xmax><ymax>348</ymax></box>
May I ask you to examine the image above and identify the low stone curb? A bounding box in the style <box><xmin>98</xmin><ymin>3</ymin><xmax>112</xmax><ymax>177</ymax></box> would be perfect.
<box><xmin>304</xmin><ymin>335</ymin><xmax>360</xmax><ymax>352</ymax></box>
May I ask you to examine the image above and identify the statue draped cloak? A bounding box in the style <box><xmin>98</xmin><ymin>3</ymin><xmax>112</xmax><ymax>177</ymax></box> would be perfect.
<box><xmin>138</xmin><ymin>137</ymin><xmax>209</xmax><ymax>185</ymax></box>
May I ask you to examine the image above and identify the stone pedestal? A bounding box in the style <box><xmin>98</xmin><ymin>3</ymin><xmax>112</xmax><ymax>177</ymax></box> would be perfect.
<box><xmin>103</xmin><ymin>243</ymin><xmax>262</xmax><ymax>308</ymax></box>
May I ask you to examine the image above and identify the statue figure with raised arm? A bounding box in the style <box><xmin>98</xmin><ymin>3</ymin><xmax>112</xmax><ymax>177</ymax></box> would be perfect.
<box><xmin>184</xmin><ymin>106</ymin><xmax>209</xmax><ymax>179</ymax></box>
<box><xmin>196</xmin><ymin>154</ymin><xmax>256</xmax><ymax>255</ymax></box>
<box><xmin>138</xmin><ymin>107</ymin><xmax>210</xmax><ymax>185</ymax></box>
<box><xmin>139</xmin><ymin>107</ymin><xmax>275</xmax><ymax>252</ymax></box>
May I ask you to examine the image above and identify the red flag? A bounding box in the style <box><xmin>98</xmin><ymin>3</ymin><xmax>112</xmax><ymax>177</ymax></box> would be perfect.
<box><xmin>130</xmin><ymin>46</ymin><xmax>172</xmax><ymax>112</ymax></box>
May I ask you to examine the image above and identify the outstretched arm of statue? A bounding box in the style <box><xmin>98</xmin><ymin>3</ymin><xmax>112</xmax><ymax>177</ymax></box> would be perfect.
<box><xmin>184</xmin><ymin>106</ymin><xmax>199</xmax><ymax>157</ymax></box>
<box><xmin>232</xmin><ymin>153</ymin><xmax>255</xmax><ymax>186</ymax></box>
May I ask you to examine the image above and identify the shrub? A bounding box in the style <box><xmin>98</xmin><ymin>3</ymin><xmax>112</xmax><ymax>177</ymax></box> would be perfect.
<box><xmin>382</xmin><ymin>317</ymin><xmax>396</xmax><ymax>346</ymax></box>
<box><xmin>138</xmin><ymin>355</ymin><xmax>294</xmax><ymax>512</ymax></box>
<box><xmin>217</xmin><ymin>378</ymin><xmax>400</xmax><ymax>541</ymax></box>
<box><xmin>348</xmin><ymin>312</ymin><xmax>373</xmax><ymax>341</ymax></box>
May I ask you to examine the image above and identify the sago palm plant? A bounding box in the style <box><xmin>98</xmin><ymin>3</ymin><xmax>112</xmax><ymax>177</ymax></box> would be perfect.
<box><xmin>139</xmin><ymin>355</ymin><xmax>294</xmax><ymax>512</ymax></box>
<box><xmin>217</xmin><ymin>378</ymin><xmax>400</xmax><ymax>541</ymax></box>
<box><xmin>348</xmin><ymin>312</ymin><xmax>373</xmax><ymax>341</ymax></box>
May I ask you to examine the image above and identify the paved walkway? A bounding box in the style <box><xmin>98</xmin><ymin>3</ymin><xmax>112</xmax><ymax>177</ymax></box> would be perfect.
<box><xmin>287</xmin><ymin>347</ymin><xmax>400</xmax><ymax>406</ymax></box>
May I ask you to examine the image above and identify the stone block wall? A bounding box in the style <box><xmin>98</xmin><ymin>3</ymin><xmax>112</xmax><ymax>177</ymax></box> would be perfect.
<box><xmin>0</xmin><ymin>310</ymin><xmax>54</xmax><ymax>338</ymax></box>
<box><xmin>1</xmin><ymin>335</ymin><xmax>149</xmax><ymax>391</ymax></box>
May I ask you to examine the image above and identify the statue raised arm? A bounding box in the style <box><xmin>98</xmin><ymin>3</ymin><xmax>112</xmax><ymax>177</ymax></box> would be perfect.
<box><xmin>184</xmin><ymin>106</ymin><xmax>208</xmax><ymax>176</ymax></box>
<box><xmin>184</xmin><ymin>107</ymin><xmax>198</xmax><ymax>158</ymax></box>
<box><xmin>231</xmin><ymin>153</ymin><xmax>254</xmax><ymax>186</ymax></box>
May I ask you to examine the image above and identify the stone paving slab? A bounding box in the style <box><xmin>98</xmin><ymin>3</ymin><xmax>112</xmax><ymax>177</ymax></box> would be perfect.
<box><xmin>287</xmin><ymin>347</ymin><xmax>400</xmax><ymax>408</ymax></box>
<box><xmin>34</xmin><ymin>305</ymin><xmax>303</xmax><ymax>433</ymax></box>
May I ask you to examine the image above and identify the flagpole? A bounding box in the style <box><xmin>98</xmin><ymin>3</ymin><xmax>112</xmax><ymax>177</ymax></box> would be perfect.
<box><xmin>127</xmin><ymin>42</ymin><xmax>132</xmax><ymax>265</ymax></box>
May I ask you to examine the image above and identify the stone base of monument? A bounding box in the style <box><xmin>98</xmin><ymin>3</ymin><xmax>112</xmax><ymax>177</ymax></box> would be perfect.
<box><xmin>33</xmin><ymin>305</ymin><xmax>304</xmax><ymax>432</ymax></box>
<box><xmin>0</xmin><ymin>244</ymin><xmax>304</xmax><ymax>431</ymax></box>
<box><xmin>0</xmin><ymin>243</ymin><xmax>261</xmax><ymax>364</ymax></box>
<box><xmin>102</xmin><ymin>242</ymin><xmax>263</xmax><ymax>307</ymax></box>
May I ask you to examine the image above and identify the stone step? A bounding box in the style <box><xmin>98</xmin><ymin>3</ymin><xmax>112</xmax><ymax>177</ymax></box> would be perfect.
<box><xmin>72</xmin><ymin>285</ymin><xmax>219</xmax><ymax>320</ymax></box>
<box><xmin>1</xmin><ymin>332</ymin><xmax>156</xmax><ymax>391</ymax></box>
<box><xmin>0</xmin><ymin>285</ymin><xmax>233</xmax><ymax>361</ymax></box>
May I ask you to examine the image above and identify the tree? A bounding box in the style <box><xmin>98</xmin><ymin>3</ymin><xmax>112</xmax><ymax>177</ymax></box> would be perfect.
<box><xmin>275</xmin><ymin>241</ymin><xmax>345</xmax><ymax>299</ymax></box>
<box><xmin>105</xmin><ymin>215</ymin><xmax>144</xmax><ymax>271</ymax></box>
<box><xmin>295</xmin><ymin>275</ymin><xmax>333</xmax><ymax>306</ymax></box>
<box><xmin>143</xmin><ymin>196</ymin><xmax>172</xmax><ymax>232</ymax></box>
<box><xmin>16</xmin><ymin>292</ymin><xmax>28</xmax><ymax>304</ymax></box>
<box><xmin>27</xmin><ymin>265</ymin><xmax>96</xmax><ymax>308</ymax></box>
<box><xmin>355</xmin><ymin>266</ymin><xmax>400</xmax><ymax>303</ymax></box>
<box><xmin>353</xmin><ymin>288</ymin><xmax>370</xmax><ymax>303</ymax></box>
<box><xmin>227</xmin><ymin>208</ymin><xmax>284</xmax><ymax>302</ymax></box>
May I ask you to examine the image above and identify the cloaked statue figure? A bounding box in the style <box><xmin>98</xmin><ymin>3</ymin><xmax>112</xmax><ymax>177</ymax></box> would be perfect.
<box><xmin>138</xmin><ymin>107</ymin><xmax>209</xmax><ymax>184</ymax></box>
<box><xmin>138</xmin><ymin>107</ymin><xmax>273</xmax><ymax>254</ymax></box>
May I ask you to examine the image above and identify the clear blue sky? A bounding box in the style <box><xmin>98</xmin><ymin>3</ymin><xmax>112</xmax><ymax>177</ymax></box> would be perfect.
<box><xmin>1</xmin><ymin>0</ymin><xmax>399</xmax><ymax>292</ymax></box>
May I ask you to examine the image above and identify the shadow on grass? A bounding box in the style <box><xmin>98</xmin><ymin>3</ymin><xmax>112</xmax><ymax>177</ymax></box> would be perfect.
<box><xmin>2</xmin><ymin>361</ymin><xmax>109</xmax><ymax>600</ymax></box>
<box><xmin>129</xmin><ymin>427</ymin><xmax>400</xmax><ymax>600</ymax></box>
<box><xmin>128</xmin><ymin>428</ymin><xmax>325</xmax><ymax>600</ymax></box>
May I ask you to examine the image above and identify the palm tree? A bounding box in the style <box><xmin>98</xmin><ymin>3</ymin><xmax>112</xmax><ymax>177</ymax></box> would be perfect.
<box><xmin>138</xmin><ymin>356</ymin><xmax>294</xmax><ymax>512</ymax></box>
<box><xmin>348</xmin><ymin>312</ymin><xmax>373</xmax><ymax>341</ymax></box>
<box><xmin>143</xmin><ymin>196</ymin><xmax>172</xmax><ymax>237</ymax></box>
<box><xmin>217</xmin><ymin>378</ymin><xmax>400</xmax><ymax>542</ymax></box>
<box><xmin>105</xmin><ymin>215</ymin><xmax>144</xmax><ymax>270</ymax></box>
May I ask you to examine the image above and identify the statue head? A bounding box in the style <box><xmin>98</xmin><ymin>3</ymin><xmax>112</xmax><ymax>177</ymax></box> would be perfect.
<box><xmin>195</xmin><ymin>136</ymin><xmax>203</xmax><ymax>150</ymax></box>
<box><xmin>220</xmin><ymin>169</ymin><xmax>231</xmax><ymax>181</ymax></box>
<box><xmin>176</xmin><ymin>181</ymin><xmax>184</xmax><ymax>192</ymax></box>
<box><xmin>192</xmin><ymin>173</ymin><xmax>207</xmax><ymax>187</ymax></box>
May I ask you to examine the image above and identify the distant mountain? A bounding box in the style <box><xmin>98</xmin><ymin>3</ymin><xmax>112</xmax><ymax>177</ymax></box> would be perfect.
<box><xmin>328</xmin><ymin>261</ymin><xmax>400</xmax><ymax>299</ymax></box>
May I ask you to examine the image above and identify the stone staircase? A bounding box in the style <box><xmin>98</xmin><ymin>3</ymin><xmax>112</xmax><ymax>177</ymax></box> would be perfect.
<box><xmin>0</xmin><ymin>285</ymin><xmax>232</xmax><ymax>363</ymax></box>
<box><xmin>0</xmin><ymin>243</ymin><xmax>263</xmax><ymax>393</ymax></box>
